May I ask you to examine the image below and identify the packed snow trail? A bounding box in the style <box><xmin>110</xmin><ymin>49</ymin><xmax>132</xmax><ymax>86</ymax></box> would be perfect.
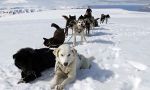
<box><xmin>0</xmin><ymin>9</ymin><xmax>150</xmax><ymax>90</ymax></box>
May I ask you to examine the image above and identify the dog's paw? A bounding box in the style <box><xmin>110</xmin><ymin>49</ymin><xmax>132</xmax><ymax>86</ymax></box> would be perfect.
<box><xmin>17</xmin><ymin>78</ymin><xmax>25</xmax><ymax>84</ymax></box>
<box><xmin>55</xmin><ymin>85</ymin><xmax>64</xmax><ymax>90</ymax></box>
<box><xmin>50</xmin><ymin>85</ymin><xmax>55</xmax><ymax>90</ymax></box>
<box><xmin>50</xmin><ymin>81</ymin><xmax>56</xmax><ymax>89</ymax></box>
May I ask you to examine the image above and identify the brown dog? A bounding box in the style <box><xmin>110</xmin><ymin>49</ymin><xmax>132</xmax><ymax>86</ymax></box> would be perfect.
<box><xmin>43</xmin><ymin>23</ymin><xmax>65</xmax><ymax>48</ymax></box>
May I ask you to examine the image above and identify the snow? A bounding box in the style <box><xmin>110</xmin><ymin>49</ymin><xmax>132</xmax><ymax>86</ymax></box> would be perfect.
<box><xmin>0</xmin><ymin>8</ymin><xmax>150</xmax><ymax>90</ymax></box>
<box><xmin>127</xmin><ymin>60</ymin><xmax>148</xmax><ymax>71</ymax></box>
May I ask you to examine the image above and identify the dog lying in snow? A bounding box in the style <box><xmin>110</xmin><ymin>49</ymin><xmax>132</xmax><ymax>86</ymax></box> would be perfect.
<box><xmin>43</xmin><ymin>23</ymin><xmax>65</xmax><ymax>48</ymax></box>
<box><xmin>50</xmin><ymin>44</ymin><xmax>94</xmax><ymax>90</ymax></box>
<box><xmin>13</xmin><ymin>48</ymin><xmax>56</xmax><ymax>83</ymax></box>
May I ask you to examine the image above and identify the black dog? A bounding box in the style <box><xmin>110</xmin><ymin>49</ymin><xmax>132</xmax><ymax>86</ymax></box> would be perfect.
<box><xmin>85</xmin><ymin>6</ymin><xmax>92</xmax><ymax>18</ymax></box>
<box><xmin>43</xmin><ymin>23</ymin><xmax>65</xmax><ymax>48</ymax></box>
<box><xmin>94</xmin><ymin>18</ymin><xmax>100</xmax><ymax>27</ymax></box>
<box><xmin>62</xmin><ymin>15</ymin><xmax>76</xmax><ymax>36</ymax></box>
<box><xmin>13</xmin><ymin>48</ymin><xmax>56</xmax><ymax>83</ymax></box>
<box><xmin>100</xmin><ymin>14</ymin><xmax>110</xmax><ymax>24</ymax></box>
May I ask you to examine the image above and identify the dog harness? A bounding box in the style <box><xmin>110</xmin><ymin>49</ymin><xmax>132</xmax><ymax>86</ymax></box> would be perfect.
<box><xmin>55</xmin><ymin>61</ymin><xmax>71</xmax><ymax>77</ymax></box>
<box><xmin>78</xmin><ymin>54</ymin><xmax>82</xmax><ymax>60</ymax></box>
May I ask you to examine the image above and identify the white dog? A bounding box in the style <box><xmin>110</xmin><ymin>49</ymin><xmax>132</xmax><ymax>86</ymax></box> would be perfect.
<box><xmin>73</xmin><ymin>19</ymin><xmax>87</xmax><ymax>46</ymax></box>
<box><xmin>51</xmin><ymin>44</ymin><xmax>93</xmax><ymax>90</ymax></box>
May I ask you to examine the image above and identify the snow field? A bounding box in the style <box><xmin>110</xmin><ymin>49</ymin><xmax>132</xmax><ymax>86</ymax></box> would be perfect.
<box><xmin>0</xmin><ymin>8</ymin><xmax>150</xmax><ymax>90</ymax></box>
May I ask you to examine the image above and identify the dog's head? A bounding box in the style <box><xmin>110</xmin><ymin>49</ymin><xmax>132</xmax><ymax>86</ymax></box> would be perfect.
<box><xmin>69</xmin><ymin>15</ymin><xmax>76</xmax><ymax>20</ymax></box>
<box><xmin>77</xmin><ymin>19</ymin><xmax>86</xmax><ymax>29</ymax></box>
<box><xmin>68</xmin><ymin>15</ymin><xmax>76</xmax><ymax>28</ymax></box>
<box><xmin>53</xmin><ymin>44</ymin><xmax>77</xmax><ymax>67</ymax></box>
<box><xmin>101</xmin><ymin>14</ymin><xmax>105</xmax><ymax>17</ymax></box>
<box><xmin>63</xmin><ymin>15</ymin><xmax>76</xmax><ymax>28</ymax></box>
<box><xmin>43</xmin><ymin>37</ymin><xmax>52</xmax><ymax>47</ymax></box>
<box><xmin>106</xmin><ymin>14</ymin><xmax>110</xmax><ymax>18</ymax></box>
<box><xmin>67</xmin><ymin>20</ymin><xmax>76</xmax><ymax>28</ymax></box>
<box><xmin>13</xmin><ymin>48</ymin><xmax>34</xmax><ymax>71</ymax></box>
<box><xmin>78</xmin><ymin>15</ymin><xmax>85</xmax><ymax>20</ymax></box>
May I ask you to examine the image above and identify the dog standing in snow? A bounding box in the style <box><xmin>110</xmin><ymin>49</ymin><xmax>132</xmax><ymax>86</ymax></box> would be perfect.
<box><xmin>100</xmin><ymin>14</ymin><xmax>110</xmax><ymax>24</ymax></box>
<box><xmin>50</xmin><ymin>44</ymin><xmax>93</xmax><ymax>90</ymax></box>
<box><xmin>72</xmin><ymin>16</ymin><xmax>87</xmax><ymax>46</ymax></box>
<box><xmin>62</xmin><ymin>15</ymin><xmax>76</xmax><ymax>36</ymax></box>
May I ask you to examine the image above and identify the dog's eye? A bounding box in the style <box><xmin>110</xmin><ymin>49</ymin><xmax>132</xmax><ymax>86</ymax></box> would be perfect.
<box><xmin>68</xmin><ymin>54</ymin><xmax>71</xmax><ymax>57</ymax></box>
<box><xmin>61</xmin><ymin>54</ymin><xmax>64</xmax><ymax>56</ymax></box>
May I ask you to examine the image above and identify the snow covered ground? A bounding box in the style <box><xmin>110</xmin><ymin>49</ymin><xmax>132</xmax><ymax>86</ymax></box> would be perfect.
<box><xmin>0</xmin><ymin>8</ymin><xmax>150</xmax><ymax>90</ymax></box>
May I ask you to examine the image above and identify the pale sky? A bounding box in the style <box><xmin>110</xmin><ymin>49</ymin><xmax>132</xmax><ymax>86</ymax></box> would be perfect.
<box><xmin>0</xmin><ymin>0</ymin><xmax>150</xmax><ymax>8</ymax></box>
<box><xmin>1</xmin><ymin>0</ymin><xmax>150</xmax><ymax>4</ymax></box>
<box><xmin>3</xmin><ymin>0</ymin><xmax>28</xmax><ymax>4</ymax></box>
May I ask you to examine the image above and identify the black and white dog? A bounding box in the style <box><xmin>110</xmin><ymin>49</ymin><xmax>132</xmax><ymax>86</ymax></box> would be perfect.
<box><xmin>71</xmin><ymin>15</ymin><xmax>87</xmax><ymax>46</ymax></box>
<box><xmin>13</xmin><ymin>48</ymin><xmax>56</xmax><ymax>83</ymax></box>
<box><xmin>62</xmin><ymin>15</ymin><xmax>76</xmax><ymax>36</ymax></box>
<box><xmin>80</xmin><ymin>15</ymin><xmax>99</xmax><ymax>35</ymax></box>
<box><xmin>43</xmin><ymin>23</ymin><xmax>65</xmax><ymax>48</ymax></box>
<box><xmin>82</xmin><ymin>15</ymin><xmax>92</xmax><ymax>35</ymax></box>
<box><xmin>100</xmin><ymin>14</ymin><xmax>110</xmax><ymax>24</ymax></box>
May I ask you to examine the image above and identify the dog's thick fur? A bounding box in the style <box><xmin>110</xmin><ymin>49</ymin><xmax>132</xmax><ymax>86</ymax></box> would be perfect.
<box><xmin>43</xmin><ymin>23</ymin><xmax>65</xmax><ymax>48</ymax></box>
<box><xmin>93</xmin><ymin>18</ymin><xmax>100</xmax><ymax>27</ymax></box>
<box><xmin>100</xmin><ymin>14</ymin><xmax>110</xmax><ymax>24</ymax></box>
<box><xmin>51</xmin><ymin>44</ymin><xmax>92</xmax><ymax>90</ymax></box>
<box><xmin>83</xmin><ymin>15</ymin><xmax>92</xmax><ymax>35</ymax></box>
<box><xmin>72</xmin><ymin>16</ymin><xmax>87</xmax><ymax>46</ymax></box>
<box><xmin>85</xmin><ymin>7</ymin><xmax>92</xmax><ymax>18</ymax></box>
<box><xmin>13</xmin><ymin>48</ymin><xmax>56</xmax><ymax>83</ymax></box>
<box><xmin>62</xmin><ymin>15</ymin><xmax>76</xmax><ymax>36</ymax></box>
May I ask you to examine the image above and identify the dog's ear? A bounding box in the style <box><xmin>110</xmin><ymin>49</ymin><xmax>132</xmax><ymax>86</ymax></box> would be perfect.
<box><xmin>53</xmin><ymin>48</ymin><xmax>60</xmax><ymax>57</ymax></box>
<box><xmin>95</xmin><ymin>18</ymin><xmax>100</xmax><ymax>21</ymax></box>
<box><xmin>71</xmin><ymin>48</ymin><xmax>77</xmax><ymax>56</ymax></box>
<box><xmin>69</xmin><ymin>15</ymin><xmax>71</xmax><ymax>18</ymax></box>
<box><xmin>62</xmin><ymin>15</ymin><xmax>69</xmax><ymax>20</ymax></box>
<box><xmin>43</xmin><ymin>38</ymin><xmax>47</xmax><ymax>41</ymax></box>
<box><xmin>13</xmin><ymin>54</ymin><xmax>17</xmax><ymax>59</ymax></box>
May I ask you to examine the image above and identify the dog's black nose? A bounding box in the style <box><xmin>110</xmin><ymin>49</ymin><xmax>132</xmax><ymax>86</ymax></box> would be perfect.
<box><xmin>64</xmin><ymin>62</ymin><xmax>68</xmax><ymax>66</ymax></box>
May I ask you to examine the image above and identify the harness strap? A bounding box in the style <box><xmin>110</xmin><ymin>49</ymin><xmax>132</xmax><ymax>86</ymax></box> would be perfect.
<box><xmin>55</xmin><ymin>62</ymin><xmax>70</xmax><ymax>76</ymax></box>
<box><xmin>78</xmin><ymin>54</ymin><xmax>82</xmax><ymax>60</ymax></box>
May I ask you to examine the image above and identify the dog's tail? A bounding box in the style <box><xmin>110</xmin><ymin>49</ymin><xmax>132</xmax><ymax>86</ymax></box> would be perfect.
<box><xmin>86</xmin><ymin>56</ymin><xmax>95</xmax><ymax>69</ymax></box>
<box><xmin>62</xmin><ymin>15</ymin><xmax>69</xmax><ymax>20</ymax></box>
<box><xmin>51</xmin><ymin>23</ymin><xmax>60</xmax><ymax>30</ymax></box>
<box><xmin>95</xmin><ymin>18</ymin><xmax>100</xmax><ymax>21</ymax></box>
<box><xmin>87</xmin><ymin>56</ymin><xmax>95</xmax><ymax>61</ymax></box>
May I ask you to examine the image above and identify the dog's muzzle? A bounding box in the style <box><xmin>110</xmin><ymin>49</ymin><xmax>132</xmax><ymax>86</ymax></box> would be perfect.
<box><xmin>77</xmin><ymin>29</ymin><xmax>82</xmax><ymax>33</ymax></box>
<box><xmin>64</xmin><ymin>62</ymin><xmax>68</xmax><ymax>66</ymax></box>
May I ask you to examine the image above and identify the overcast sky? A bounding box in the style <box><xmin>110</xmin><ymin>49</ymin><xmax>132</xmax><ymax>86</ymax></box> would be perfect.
<box><xmin>0</xmin><ymin>0</ymin><xmax>150</xmax><ymax>8</ymax></box>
